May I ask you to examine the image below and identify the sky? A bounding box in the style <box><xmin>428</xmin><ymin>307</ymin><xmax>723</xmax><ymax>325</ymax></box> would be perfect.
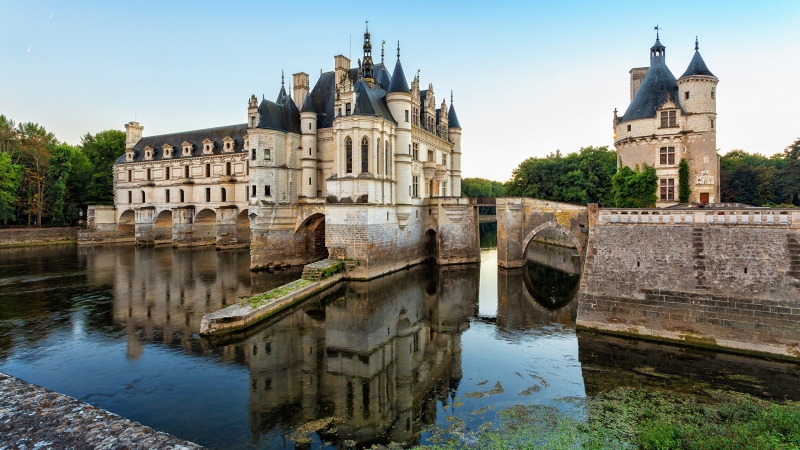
<box><xmin>1</xmin><ymin>0</ymin><xmax>798</xmax><ymax>182</ymax></box>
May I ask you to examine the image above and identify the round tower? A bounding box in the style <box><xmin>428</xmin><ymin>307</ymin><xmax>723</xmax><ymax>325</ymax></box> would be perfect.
<box><xmin>677</xmin><ymin>38</ymin><xmax>718</xmax><ymax>131</ymax></box>
<box><xmin>385</xmin><ymin>42</ymin><xmax>413</xmax><ymax>205</ymax></box>
<box><xmin>300</xmin><ymin>94</ymin><xmax>318</xmax><ymax>198</ymax></box>
<box><xmin>447</xmin><ymin>91</ymin><xmax>463</xmax><ymax>197</ymax></box>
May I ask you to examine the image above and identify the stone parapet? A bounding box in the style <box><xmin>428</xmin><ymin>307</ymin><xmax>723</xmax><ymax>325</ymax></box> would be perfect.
<box><xmin>596</xmin><ymin>207</ymin><xmax>798</xmax><ymax>227</ymax></box>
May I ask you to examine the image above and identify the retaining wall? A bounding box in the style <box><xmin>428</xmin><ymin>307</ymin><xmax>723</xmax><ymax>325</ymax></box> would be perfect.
<box><xmin>0</xmin><ymin>227</ymin><xmax>78</xmax><ymax>247</ymax></box>
<box><xmin>577</xmin><ymin>207</ymin><xmax>800</xmax><ymax>359</ymax></box>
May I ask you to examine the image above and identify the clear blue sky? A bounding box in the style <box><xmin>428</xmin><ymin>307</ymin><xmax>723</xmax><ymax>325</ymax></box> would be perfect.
<box><xmin>2</xmin><ymin>0</ymin><xmax>798</xmax><ymax>181</ymax></box>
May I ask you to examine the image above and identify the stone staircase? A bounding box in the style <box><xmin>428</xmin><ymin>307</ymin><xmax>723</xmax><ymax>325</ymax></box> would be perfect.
<box><xmin>693</xmin><ymin>227</ymin><xmax>708</xmax><ymax>290</ymax></box>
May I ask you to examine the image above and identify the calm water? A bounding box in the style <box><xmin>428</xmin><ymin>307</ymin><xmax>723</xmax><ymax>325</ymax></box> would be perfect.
<box><xmin>1</xmin><ymin>226</ymin><xmax>799</xmax><ymax>448</ymax></box>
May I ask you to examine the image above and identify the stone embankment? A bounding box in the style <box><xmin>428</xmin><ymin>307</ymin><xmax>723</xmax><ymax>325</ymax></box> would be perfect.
<box><xmin>200</xmin><ymin>259</ymin><xmax>344</xmax><ymax>335</ymax></box>
<box><xmin>577</xmin><ymin>207</ymin><xmax>800</xmax><ymax>359</ymax></box>
<box><xmin>0</xmin><ymin>227</ymin><xmax>78</xmax><ymax>247</ymax></box>
<box><xmin>0</xmin><ymin>372</ymin><xmax>202</xmax><ymax>449</ymax></box>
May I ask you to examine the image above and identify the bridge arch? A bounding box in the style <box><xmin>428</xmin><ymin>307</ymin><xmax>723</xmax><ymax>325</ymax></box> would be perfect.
<box><xmin>294</xmin><ymin>212</ymin><xmax>327</xmax><ymax>261</ymax></box>
<box><xmin>118</xmin><ymin>209</ymin><xmax>135</xmax><ymax>238</ymax></box>
<box><xmin>521</xmin><ymin>221</ymin><xmax>582</xmax><ymax>257</ymax></box>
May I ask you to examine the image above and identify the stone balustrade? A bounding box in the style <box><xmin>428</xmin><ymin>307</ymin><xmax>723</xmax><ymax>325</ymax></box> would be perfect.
<box><xmin>598</xmin><ymin>208</ymin><xmax>799</xmax><ymax>228</ymax></box>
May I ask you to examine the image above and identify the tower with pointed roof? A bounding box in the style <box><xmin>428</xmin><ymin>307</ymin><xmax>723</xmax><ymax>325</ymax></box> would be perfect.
<box><xmin>614</xmin><ymin>33</ymin><xmax>720</xmax><ymax>206</ymax></box>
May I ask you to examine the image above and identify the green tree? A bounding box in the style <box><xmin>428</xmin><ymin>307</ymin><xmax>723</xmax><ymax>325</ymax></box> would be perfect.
<box><xmin>461</xmin><ymin>177</ymin><xmax>506</xmax><ymax>197</ymax></box>
<box><xmin>720</xmin><ymin>149</ymin><xmax>785</xmax><ymax>206</ymax></box>
<box><xmin>0</xmin><ymin>152</ymin><xmax>23</xmax><ymax>223</ymax></box>
<box><xmin>678</xmin><ymin>158</ymin><xmax>691</xmax><ymax>203</ymax></box>
<box><xmin>780</xmin><ymin>138</ymin><xmax>800</xmax><ymax>206</ymax></box>
<box><xmin>80</xmin><ymin>130</ymin><xmax>125</xmax><ymax>205</ymax></box>
<box><xmin>611</xmin><ymin>164</ymin><xmax>658</xmax><ymax>208</ymax></box>
<box><xmin>505</xmin><ymin>146</ymin><xmax>617</xmax><ymax>206</ymax></box>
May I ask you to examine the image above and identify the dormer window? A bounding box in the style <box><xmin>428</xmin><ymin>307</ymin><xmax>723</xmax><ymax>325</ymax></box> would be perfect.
<box><xmin>125</xmin><ymin>148</ymin><xmax>135</xmax><ymax>162</ymax></box>
<box><xmin>182</xmin><ymin>142</ymin><xmax>193</xmax><ymax>157</ymax></box>
<box><xmin>345</xmin><ymin>103</ymin><xmax>351</xmax><ymax>116</ymax></box>
<box><xmin>222</xmin><ymin>136</ymin><xmax>235</xmax><ymax>153</ymax></box>
<box><xmin>202</xmin><ymin>139</ymin><xmax>214</xmax><ymax>155</ymax></box>
<box><xmin>660</xmin><ymin>110</ymin><xmax>676</xmax><ymax>128</ymax></box>
<box><xmin>162</xmin><ymin>145</ymin><xmax>173</xmax><ymax>159</ymax></box>
<box><xmin>144</xmin><ymin>146</ymin><xmax>154</xmax><ymax>161</ymax></box>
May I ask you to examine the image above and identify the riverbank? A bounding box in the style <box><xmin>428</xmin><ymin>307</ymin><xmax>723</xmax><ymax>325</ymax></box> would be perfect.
<box><xmin>0</xmin><ymin>372</ymin><xmax>203</xmax><ymax>449</ymax></box>
<box><xmin>0</xmin><ymin>227</ymin><xmax>78</xmax><ymax>247</ymax></box>
<box><xmin>421</xmin><ymin>387</ymin><xmax>800</xmax><ymax>449</ymax></box>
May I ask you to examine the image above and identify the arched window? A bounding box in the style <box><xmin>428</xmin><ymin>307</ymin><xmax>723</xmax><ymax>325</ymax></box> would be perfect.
<box><xmin>345</xmin><ymin>137</ymin><xmax>353</xmax><ymax>173</ymax></box>
<box><xmin>361</xmin><ymin>136</ymin><xmax>369</xmax><ymax>173</ymax></box>
<box><xmin>221</xmin><ymin>187</ymin><xmax>227</xmax><ymax>202</ymax></box>
<box><xmin>141</xmin><ymin>191</ymin><xmax>145</xmax><ymax>203</ymax></box>
<box><xmin>376</xmin><ymin>141</ymin><xmax>381</xmax><ymax>175</ymax></box>
<box><xmin>180</xmin><ymin>189</ymin><xmax>185</xmax><ymax>203</ymax></box>
<box><xmin>384</xmin><ymin>141</ymin><xmax>389</xmax><ymax>177</ymax></box>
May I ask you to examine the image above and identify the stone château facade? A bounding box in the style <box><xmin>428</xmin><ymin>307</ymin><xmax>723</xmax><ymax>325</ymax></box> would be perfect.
<box><xmin>614</xmin><ymin>35</ymin><xmax>720</xmax><ymax>206</ymax></box>
<box><xmin>83</xmin><ymin>26</ymin><xmax>479</xmax><ymax>278</ymax></box>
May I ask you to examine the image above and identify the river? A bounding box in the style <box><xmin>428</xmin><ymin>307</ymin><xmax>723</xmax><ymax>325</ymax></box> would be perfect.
<box><xmin>1</xmin><ymin>223</ymin><xmax>798</xmax><ymax>448</ymax></box>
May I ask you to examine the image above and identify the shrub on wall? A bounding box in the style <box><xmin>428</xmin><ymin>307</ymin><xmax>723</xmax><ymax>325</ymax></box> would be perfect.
<box><xmin>611</xmin><ymin>164</ymin><xmax>658</xmax><ymax>208</ymax></box>
<box><xmin>678</xmin><ymin>159</ymin><xmax>691</xmax><ymax>203</ymax></box>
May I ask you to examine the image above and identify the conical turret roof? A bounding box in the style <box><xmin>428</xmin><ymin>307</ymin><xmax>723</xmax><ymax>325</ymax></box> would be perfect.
<box><xmin>387</xmin><ymin>43</ymin><xmax>410</xmax><ymax>94</ymax></box>
<box><xmin>680</xmin><ymin>50</ymin><xmax>715</xmax><ymax>78</ymax></box>
<box><xmin>448</xmin><ymin>93</ymin><xmax>461</xmax><ymax>129</ymax></box>
<box><xmin>300</xmin><ymin>92</ymin><xmax>315</xmax><ymax>113</ymax></box>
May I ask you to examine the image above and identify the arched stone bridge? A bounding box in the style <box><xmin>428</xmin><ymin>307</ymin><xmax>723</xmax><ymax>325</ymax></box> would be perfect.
<box><xmin>496</xmin><ymin>198</ymin><xmax>594</xmax><ymax>268</ymax></box>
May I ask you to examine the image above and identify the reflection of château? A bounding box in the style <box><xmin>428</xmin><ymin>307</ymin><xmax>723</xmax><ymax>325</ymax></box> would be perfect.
<box><xmin>241</xmin><ymin>264</ymin><xmax>478</xmax><ymax>447</ymax></box>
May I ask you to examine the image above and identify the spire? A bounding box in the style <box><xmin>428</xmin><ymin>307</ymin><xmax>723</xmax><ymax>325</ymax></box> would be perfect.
<box><xmin>650</xmin><ymin>27</ymin><xmax>666</xmax><ymax>64</ymax></box>
<box><xmin>362</xmin><ymin>20</ymin><xmax>374</xmax><ymax>85</ymax></box>
<box><xmin>680</xmin><ymin>37</ymin><xmax>716</xmax><ymax>78</ymax></box>
<box><xmin>381</xmin><ymin>40</ymin><xmax>385</xmax><ymax>65</ymax></box>
<box><xmin>300</xmin><ymin>91</ymin><xmax>315</xmax><ymax>113</ymax></box>
<box><xmin>387</xmin><ymin>41</ymin><xmax>410</xmax><ymax>94</ymax></box>
<box><xmin>276</xmin><ymin>70</ymin><xmax>287</xmax><ymax>102</ymax></box>
<box><xmin>448</xmin><ymin>91</ymin><xmax>461</xmax><ymax>128</ymax></box>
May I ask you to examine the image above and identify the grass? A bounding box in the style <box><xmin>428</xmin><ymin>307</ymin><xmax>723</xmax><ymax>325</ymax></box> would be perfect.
<box><xmin>239</xmin><ymin>278</ymin><xmax>313</xmax><ymax>309</ymax></box>
<box><xmin>419</xmin><ymin>387</ymin><xmax>800</xmax><ymax>449</ymax></box>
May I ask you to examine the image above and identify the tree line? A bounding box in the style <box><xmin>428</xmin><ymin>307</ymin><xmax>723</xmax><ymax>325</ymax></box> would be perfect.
<box><xmin>0</xmin><ymin>115</ymin><xmax>124</xmax><ymax>227</ymax></box>
<box><xmin>463</xmin><ymin>139</ymin><xmax>800</xmax><ymax>208</ymax></box>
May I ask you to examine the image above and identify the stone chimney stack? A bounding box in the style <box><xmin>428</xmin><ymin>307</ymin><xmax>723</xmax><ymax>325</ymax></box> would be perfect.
<box><xmin>334</xmin><ymin>55</ymin><xmax>350</xmax><ymax>86</ymax></box>
<box><xmin>629</xmin><ymin>67</ymin><xmax>648</xmax><ymax>101</ymax></box>
<box><xmin>125</xmin><ymin>121</ymin><xmax>143</xmax><ymax>149</ymax></box>
<box><xmin>292</xmin><ymin>72</ymin><xmax>309</xmax><ymax>109</ymax></box>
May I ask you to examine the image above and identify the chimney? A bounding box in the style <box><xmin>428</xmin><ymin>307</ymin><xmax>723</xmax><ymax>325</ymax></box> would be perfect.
<box><xmin>334</xmin><ymin>55</ymin><xmax>350</xmax><ymax>87</ymax></box>
<box><xmin>292</xmin><ymin>72</ymin><xmax>309</xmax><ymax>108</ymax></box>
<box><xmin>125</xmin><ymin>121</ymin><xmax>143</xmax><ymax>149</ymax></box>
<box><xmin>629</xmin><ymin>67</ymin><xmax>648</xmax><ymax>101</ymax></box>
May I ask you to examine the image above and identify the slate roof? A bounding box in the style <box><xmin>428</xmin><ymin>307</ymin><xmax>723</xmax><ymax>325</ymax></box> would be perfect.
<box><xmin>352</xmin><ymin>79</ymin><xmax>397</xmax><ymax>124</ymax></box>
<box><xmin>680</xmin><ymin>50</ymin><xmax>715</xmax><ymax>78</ymax></box>
<box><xmin>620</xmin><ymin>39</ymin><xmax>680</xmax><ymax>123</ymax></box>
<box><xmin>300</xmin><ymin>92</ymin><xmax>315</xmax><ymax>113</ymax></box>
<box><xmin>387</xmin><ymin>58</ymin><xmax>410</xmax><ymax>94</ymax></box>
<box><xmin>448</xmin><ymin>103</ymin><xmax>461</xmax><ymax>128</ymax></box>
<box><xmin>115</xmin><ymin>124</ymin><xmax>248</xmax><ymax>164</ymax></box>
<box><xmin>374</xmin><ymin>63</ymin><xmax>392</xmax><ymax>91</ymax></box>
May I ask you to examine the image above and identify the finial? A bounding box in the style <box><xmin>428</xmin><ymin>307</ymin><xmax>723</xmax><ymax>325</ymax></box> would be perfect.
<box><xmin>451</xmin><ymin>90</ymin><xmax>453</xmax><ymax>104</ymax></box>
<box><xmin>381</xmin><ymin>40</ymin><xmax>385</xmax><ymax>64</ymax></box>
<box><xmin>365</xmin><ymin>19</ymin><xmax>369</xmax><ymax>32</ymax></box>
<box><xmin>695</xmin><ymin>36</ymin><xmax>699</xmax><ymax>51</ymax></box>
<box><xmin>397</xmin><ymin>41</ymin><xmax>400</xmax><ymax>58</ymax></box>
<box><xmin>654</xmin><ymin>24</ymin><xmax>660</xmax><ymax>40</ymax></box>
<box><xmin>281</xmin><ymin>70</ymin><xmax>284</xmax><ymax>85</ymax></box>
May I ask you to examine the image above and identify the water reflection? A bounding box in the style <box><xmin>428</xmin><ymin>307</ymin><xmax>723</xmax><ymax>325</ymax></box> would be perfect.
<box><xmin>1</xmin><ymin>241</ymin><xmax>798</xmax><ymax>449</ymax></box>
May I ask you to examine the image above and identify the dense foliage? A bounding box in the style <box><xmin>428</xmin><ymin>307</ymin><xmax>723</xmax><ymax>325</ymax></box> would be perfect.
<box><xmin>678</xmin><ymin>158</ymin><xmax>691</xmax><ymax>203</ymax></box>
<box><xmin>423</xmin><ymin>387</ymin><xmax>800</xmax><ymax>450</ymax></box>
<box><xmin>611</xmin><ymin>164</ymin><xmax>658</xmax><ymax>208</ymax></box>
<box><xmin>505</xmin><ymin>146</ymin><xmax>618</xmax><ymax>206</ymax></box>
<box><xmin>0</xmin><ymin>114</ymin><xmax>123</xmax><ymax>227</ymax></box>
<box><xmin>720</xmin><ymin>140</ymin><xmax>800</xmax><ymax>206</ymax></box>
<box><xmin>461</xmin><ymin>177</ymin><xmax>506</xmax><ymax>198</ymax></box>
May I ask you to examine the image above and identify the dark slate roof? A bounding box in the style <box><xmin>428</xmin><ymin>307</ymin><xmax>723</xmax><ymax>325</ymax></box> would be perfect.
<box><xmin>680</xmin><ymin>50</ymin><xmax>715</xmax><ymax>78</ymax></box>
<box><xmin>258</xmin><ymin>99</ymin><xmax>287</xmax><ymax>131</ymax></box>
<box><xmin>352</xmin><ymin>79</ymin><xmax>397</xmax><ymax>124</ymax></box>
<box><xmin>387</xmin><ymin>58</ymin><xmax>410</xmax><ymax>94</ymax></box>
<box><xmin>620</xmin><ymin>40</ymin><xmax>680</xmax><ymax>123</ymax></box>
<box><xmin>276</xmin><ymin>84</ymin><xmax>287</xmax><ymax>102</ymax></box>
<box><xmin>308</xmin><ymin>72</ymin><xmax>337</xmax><ymax>128</ymax></box>
<box><xmin>448</xmin><ymin>103</ymin><xmax>461</xmax><ymax>128</ymax></box>
<box><xmin>279</xmin><ymin>94</ymin><xmax>301</xmax><ymax>133</ymax></box>
<box><xmin>115</xmin><ymin>124</ymin><xmax>248</xmax><ymax>164</ymax></box>
<box><xmin>419</xmin><ymin>90</ymin><xmax>428</xmax><ymax>108</ymax></box>
<box><xmin>300</xmin><ymin>92</ymin><xmax>315</xmax><ymax>113</ymax></box>
<box><xmin>374</xmin><ymin>63</ymin><xmax>392</xmax><ymax>91</ymax></box>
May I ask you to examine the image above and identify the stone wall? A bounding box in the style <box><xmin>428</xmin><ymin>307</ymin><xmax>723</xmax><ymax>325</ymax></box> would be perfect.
<box><xmin>0</xmin><ymin>227</ymin><xmax>78</xmax><ymax>247</ymax></box>
<box><xmin>577</xmin><ymin>207</ymin><xmax>800</xmax><ymax>359</ymax></box>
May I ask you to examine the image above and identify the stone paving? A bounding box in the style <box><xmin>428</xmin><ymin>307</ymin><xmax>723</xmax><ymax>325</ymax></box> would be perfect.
<box><xmin>0</xmin><ymin>372</ymin><xmax>203</xmax><ymax>449</ymax></box>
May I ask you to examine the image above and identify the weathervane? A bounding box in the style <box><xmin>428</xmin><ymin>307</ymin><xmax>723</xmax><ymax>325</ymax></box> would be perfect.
<box><xmin>695</xmin><ymin>36</ymin><xmax>699</xmax><ymax>51</ymax></box>
<box><xmin>654</xmin><ymin>24</ymin><xmax>660</xmax><ymax>39</ymax></box>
